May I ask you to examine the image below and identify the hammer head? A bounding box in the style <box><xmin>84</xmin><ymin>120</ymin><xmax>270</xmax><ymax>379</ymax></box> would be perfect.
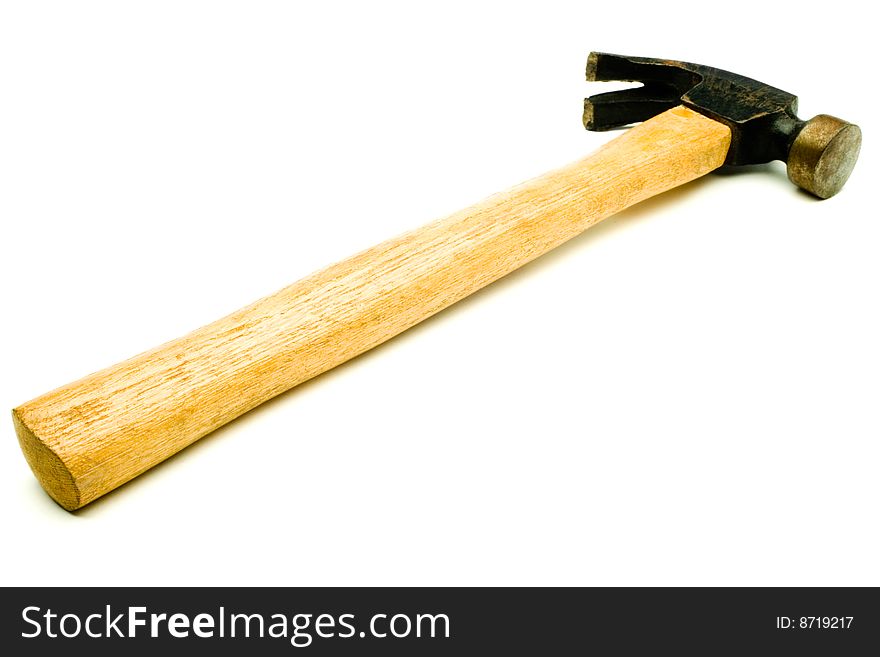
<box><xmin>584</xmin><ymin>52</ymin><xmax>861</xmax><ymax>198</ymax></box>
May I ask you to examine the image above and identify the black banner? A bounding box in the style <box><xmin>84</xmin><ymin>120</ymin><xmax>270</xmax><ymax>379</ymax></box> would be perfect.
<box><xmin>2</xmin><ymin>587</ymin><xmax>877</xmax><ymax>654</ymax></box>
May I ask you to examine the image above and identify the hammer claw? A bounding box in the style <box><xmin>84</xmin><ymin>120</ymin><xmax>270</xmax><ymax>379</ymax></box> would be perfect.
<box><xmin>584</xmin><ymin>84</ymin><xmax>680</xmax><ymax>131</ymax></box>
<box><xmin>586</xmin><ymin>52</ymin><xmax>698</xmax><ymax>88</ymax></box>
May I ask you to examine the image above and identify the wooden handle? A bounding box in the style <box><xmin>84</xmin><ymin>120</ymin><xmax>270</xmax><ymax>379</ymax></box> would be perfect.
<box><xmin>13</xmin><ymin>106</ymin><xmax>731</xmax><ymax>510</ymax></box>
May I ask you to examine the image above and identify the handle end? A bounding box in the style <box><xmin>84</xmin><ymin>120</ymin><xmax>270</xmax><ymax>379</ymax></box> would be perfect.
<box><xmin>13</xmin><ymin>408</ymin><xmax>81</xmax><ymax>511</ymax></box>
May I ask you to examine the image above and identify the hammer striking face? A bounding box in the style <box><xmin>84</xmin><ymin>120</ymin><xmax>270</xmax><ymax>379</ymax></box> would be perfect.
<box><xmin>13</xmin><ymin>52</ymin><xmax>862</xmax><ymax>510</ymax></box>
<box><xmin>584</xmin><ymin>52</ymin><xmax>861</xmax><ymax>198</ymax></box>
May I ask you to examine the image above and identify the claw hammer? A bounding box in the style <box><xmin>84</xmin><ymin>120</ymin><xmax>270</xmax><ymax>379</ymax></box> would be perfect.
<box><xmin>13</xmin><ymin>53</ymin><xmax>862</xmax><ymax>510</ymax></box>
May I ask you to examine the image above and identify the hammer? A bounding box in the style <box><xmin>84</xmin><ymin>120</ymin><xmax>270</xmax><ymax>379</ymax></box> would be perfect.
<box><xmin>13</xmin><ymin>53</ymin><xmax>862</xmax><ymax>510</ymax></box>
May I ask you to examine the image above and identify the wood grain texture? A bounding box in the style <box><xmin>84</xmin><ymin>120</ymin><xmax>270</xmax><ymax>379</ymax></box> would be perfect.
<box><xmin>13</xmin><ymin>106</ymin><xmax>731</xmax><ymax>510</ymax></box>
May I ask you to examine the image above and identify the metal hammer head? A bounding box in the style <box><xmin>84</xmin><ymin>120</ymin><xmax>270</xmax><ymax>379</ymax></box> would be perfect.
<box><xmin>584</xmin><ymin>52</ymin><xmax>862</xmax><ymax>198</ymax></box>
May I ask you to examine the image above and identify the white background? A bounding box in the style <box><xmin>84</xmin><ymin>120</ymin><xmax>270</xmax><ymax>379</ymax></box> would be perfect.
<box><xmin>1</xmin><ymin>1</ymin><xmax>876</xmax><ymax>586</ymax></box>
